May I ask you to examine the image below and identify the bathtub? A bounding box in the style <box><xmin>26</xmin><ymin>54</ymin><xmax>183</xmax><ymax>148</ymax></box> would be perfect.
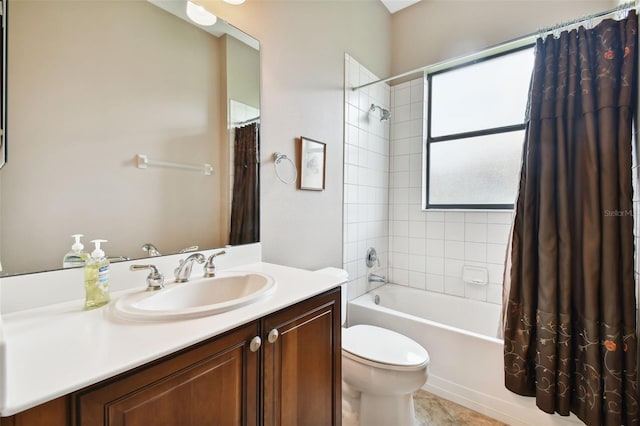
<box><xmin>347</xmin><ymin>284</ymin><xmax>582</xmax><ymax>426</ymax></box>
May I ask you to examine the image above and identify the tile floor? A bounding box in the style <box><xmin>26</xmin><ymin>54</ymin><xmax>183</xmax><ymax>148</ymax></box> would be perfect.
<box><xmin>413</xmin><ymin>390</ymin><xmax>508</xmax><ymax>426</ymax></box>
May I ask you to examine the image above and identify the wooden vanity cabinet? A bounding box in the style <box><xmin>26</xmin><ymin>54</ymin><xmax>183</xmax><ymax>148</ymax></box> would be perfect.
<box><xmin>0</xmin><ymin>398</ymin><xmax>70</xmax><ymax>426</ymax></box>
<box><xmin>0</xmin><ymin>287</ymin><xmax>341</xmax><ymax>426</ymax></box>
<box><xmin>262</xmin><ymin>288</ymin><xmax>341</xmax><ymax>426</ymax></box>
<box><xmin>75</xmin><ymin>322</ymin><xmax>261</xmax><ymax>426</ymax></box>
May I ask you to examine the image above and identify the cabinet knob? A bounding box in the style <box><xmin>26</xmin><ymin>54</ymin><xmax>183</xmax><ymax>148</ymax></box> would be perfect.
<box><xmin>250</xmin><ymin>336</ymin><xmax>262</xmax><ymax>352</ymax></box>
<box><xmin>268</xmin><ymin>328</ymin><xmax>279</xmax><ymax>343</ymax></box>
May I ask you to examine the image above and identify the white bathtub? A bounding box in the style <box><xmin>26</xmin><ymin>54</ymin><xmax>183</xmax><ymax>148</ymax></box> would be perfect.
<box><xmin>347</xmin><ymin>284</ymin><xmax>582</xmax><ymax>426</ymax></box>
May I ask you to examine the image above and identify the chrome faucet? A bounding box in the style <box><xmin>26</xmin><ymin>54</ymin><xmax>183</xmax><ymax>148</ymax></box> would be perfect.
<box><xmin>174</xmin><ymin>253</ymin><xmax>205</xmax><ymax>283</ymax></box>
<box><xmin>203</xmin><ymin>250</ymin><xmax>226</xmax><ymax>277</ymax></box>
<box><xmin>130</xmin><ymin>264</ymin><xmax>165</xmax><ymax>291</ymax></box>
<box><xmin>142</xmin><ymin>243</ymin><xmax>161</xmax><ymax>257</ymax></box>
<box><xmin>368</xmin><ymin>273</ymin><xmax>386</xmax><ymax>283</ymax></box>
<box><xmin>179</xmin><ymin>245</ymin><xmax>199</xmax><ymax>254</ymax></box>
<box><xmin>143</xmin><ymin>243</ymin><xmax>199</xmax><ymax>257</ymax></box>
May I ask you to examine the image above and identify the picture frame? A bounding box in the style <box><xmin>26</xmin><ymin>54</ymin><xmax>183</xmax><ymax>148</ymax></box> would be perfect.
<box><xmin>299</xmin><ymin>137</ymin><xmax>326</xmax><ymax>191</ymax></box>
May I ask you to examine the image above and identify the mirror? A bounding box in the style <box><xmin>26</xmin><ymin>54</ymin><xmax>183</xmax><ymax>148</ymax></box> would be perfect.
<box><xmin>0</xmin><ymin>0</ymin><xmax>260</xmax><ymax>276</ymax></box>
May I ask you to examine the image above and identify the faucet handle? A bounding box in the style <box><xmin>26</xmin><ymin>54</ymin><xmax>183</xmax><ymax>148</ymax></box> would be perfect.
<box><xmin>130</xmin><ymin>264</ymin><xmax>164</xmax><ymax>291</ymax></box>
<box><xmin>366</xmin><ymin>247</ymin><xmax>380</xmax><ymax>267</ymax></box>
<box><xmin>108</xmin><ymin>256</ymin><xmax>131</xmax><ymax>263</ymax></box>
<box><xmin>204</xmin><ymin>250</ymin><xmax>227</xmax><ymax>278</ymax></box>
<box><xmin>179</xmin><ymin>245</ymin><xmax>199</xmax><ymax>254</ymax></box>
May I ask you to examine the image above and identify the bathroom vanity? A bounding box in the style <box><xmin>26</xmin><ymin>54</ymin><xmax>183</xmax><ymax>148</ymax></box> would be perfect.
<box><xmin>0</xmin><ymin>253</ymin><xmax>343</xmax><ymax>425</ymax></box>
<box><xmin>0</xmin><ymin>0</ymin><xmax>347</xmax><ymax>422</ymax></box>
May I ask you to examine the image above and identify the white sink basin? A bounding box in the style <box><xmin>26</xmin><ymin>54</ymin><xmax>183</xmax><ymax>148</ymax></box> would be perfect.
<box><xmin>114</xmin><ymin>271</ymin><xmax>276</xmax><ymax>321</ymax></box>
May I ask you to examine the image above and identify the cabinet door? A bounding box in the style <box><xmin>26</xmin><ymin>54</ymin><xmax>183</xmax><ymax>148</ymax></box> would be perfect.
<box><xmin>262</xmin><ymin>288</ymin><xmax>341</xmax><ymax>426</ymax></box>
<box><xmin>76</xmin><ymin>322</ymin><xmax>260</xmax><ymax>426</ymax></box>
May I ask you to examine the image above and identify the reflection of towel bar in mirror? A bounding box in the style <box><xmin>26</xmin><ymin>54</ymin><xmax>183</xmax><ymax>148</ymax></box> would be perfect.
<box><xmin>136</xmin><ymin>154</ymin><xmax>213</xmax><ymax>176</ymax></box>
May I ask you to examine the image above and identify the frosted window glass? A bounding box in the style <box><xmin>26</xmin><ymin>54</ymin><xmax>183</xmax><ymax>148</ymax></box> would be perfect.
<box><xmin>430</xmin><ymin>48</ymin><xmax>534</xmax><ymax>137</ymax></box>
<box><xmin>428</xmin><ymin>131</ymin><xmax>524</xmax><ymax>206</ymax></box>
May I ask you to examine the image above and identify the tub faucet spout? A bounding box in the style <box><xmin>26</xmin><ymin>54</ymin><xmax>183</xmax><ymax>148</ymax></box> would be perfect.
<box><xmin>369</xmin><ymin>273</ymin><xmax>386</xmax><ymax>283</ymax></box>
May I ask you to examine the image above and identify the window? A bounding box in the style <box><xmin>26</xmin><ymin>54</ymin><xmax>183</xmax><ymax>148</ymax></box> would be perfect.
<box><xmin>425</xmin><ymin>46</ymin><xmax>535</xmax><ymax>209</ymax></box>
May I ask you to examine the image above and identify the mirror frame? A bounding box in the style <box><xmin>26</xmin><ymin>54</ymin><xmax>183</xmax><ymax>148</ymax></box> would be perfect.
<box><xmin>0</xmin><ymin>0</ymin><xmax>7</xmax><ymax>169</ymax></box>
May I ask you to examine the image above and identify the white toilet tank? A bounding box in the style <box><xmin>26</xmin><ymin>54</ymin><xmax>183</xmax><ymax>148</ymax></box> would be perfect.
<box><xmin>314</xmin><ymin>267</ymin><xmax>349</xmax><ymax>325</ymax></box>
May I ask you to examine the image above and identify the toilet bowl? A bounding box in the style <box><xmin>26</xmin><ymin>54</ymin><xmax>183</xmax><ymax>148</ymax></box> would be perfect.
<box><xmin>342</xmin><ymin>324</ymin><xmax>429</xmax><ymax>426</ymax></box>
<box><xmin>313</xmin><ymin>268</ymin><xmax>430</xmax><ymax>426</ymax></box>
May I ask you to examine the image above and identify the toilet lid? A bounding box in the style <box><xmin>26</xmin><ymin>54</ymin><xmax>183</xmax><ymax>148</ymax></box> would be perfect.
<box><xmin>342</xmin><ymin>325</ymin><xmax>429</xmax><ymax>367</ymax></box>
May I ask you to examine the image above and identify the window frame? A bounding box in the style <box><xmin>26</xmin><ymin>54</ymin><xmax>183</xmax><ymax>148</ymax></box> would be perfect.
<box><xmin>424</xmin><ymin>43</ymin><xmax>535</xmax><ymax>210</ymax></box>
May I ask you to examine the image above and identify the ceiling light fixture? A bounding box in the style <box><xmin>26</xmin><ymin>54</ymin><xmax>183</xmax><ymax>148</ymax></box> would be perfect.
<box><xmin>223</xmin><ymin>0</ymin><xmax>246</xmax><ymax>4</ymax></box>
<box><xmin>186</xmin><ymin>1</ymin><xmax>217</xmax><ymax>26</ymax></box>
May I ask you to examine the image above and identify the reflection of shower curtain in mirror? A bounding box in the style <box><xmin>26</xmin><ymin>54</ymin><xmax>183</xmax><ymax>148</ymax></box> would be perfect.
<box><xmin>229</xmin><ymin>123</ymin><xmax>260</xmax><ymax>245</ymax></box>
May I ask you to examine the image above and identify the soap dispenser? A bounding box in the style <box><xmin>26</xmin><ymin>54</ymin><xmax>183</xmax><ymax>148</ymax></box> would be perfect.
<box><xmin>63</xmin><ymin>234</ymin><xmax>89</xmax><ymax>268</ymax></box>
<box><xmin>84</xmin><ymin>239</ymin><xmax>110</xmax><ymax>310</ymax></box>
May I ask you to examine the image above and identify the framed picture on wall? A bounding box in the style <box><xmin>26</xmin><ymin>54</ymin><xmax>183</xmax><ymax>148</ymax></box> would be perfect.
<box><xmin>299</xmin><ymin>137</ymin><xmax>326</xmax><ymax>191</ymax></box>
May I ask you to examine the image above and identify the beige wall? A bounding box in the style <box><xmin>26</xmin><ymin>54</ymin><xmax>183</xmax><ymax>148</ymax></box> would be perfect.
<box><xmin>391</xmin><ymin>0</ymin><xmax>616</xmax><ymax>76</ymax></box>
<box><xmin>206</xmin><ymin>0</ymin><xmax>392</xmax><ymax>270</ymax></box>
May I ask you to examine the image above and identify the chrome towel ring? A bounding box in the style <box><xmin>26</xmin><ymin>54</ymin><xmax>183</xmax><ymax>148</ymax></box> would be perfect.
<box><xmin>273</xmin><ymin>152</ymin><xmax>297</xmax><ymax>184</ymax></box>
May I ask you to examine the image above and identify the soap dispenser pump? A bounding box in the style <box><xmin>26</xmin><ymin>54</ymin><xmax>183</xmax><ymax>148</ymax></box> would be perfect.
<box><xmin>84</xmin><ymin>239</ymin><xmax>111</xmax><ymax>310</ymax></box>
<box><xmin>63</xmin><ymin>234</ymin><xmax>89</xmax><ymax>268</ymax></box>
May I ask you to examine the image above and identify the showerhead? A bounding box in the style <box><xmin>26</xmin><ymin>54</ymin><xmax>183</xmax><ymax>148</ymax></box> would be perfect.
<box><xmin>370</xmin><ymin>103</ymin><xmax>391</xmax><ymax>121</ymax></box>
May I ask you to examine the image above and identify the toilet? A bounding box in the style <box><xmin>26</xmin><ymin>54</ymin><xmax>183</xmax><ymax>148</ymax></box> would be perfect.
<box><xmin>315</xmin><ymin>268</ymin><xmax>430</xmax><ymax>426</ymax></box>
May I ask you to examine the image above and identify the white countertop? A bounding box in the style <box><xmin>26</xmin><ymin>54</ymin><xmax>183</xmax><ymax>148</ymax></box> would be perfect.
<box><xmin>0</xmin><ymin>261</ymin><xmax>343</xmax><ymax>416</ymax></box>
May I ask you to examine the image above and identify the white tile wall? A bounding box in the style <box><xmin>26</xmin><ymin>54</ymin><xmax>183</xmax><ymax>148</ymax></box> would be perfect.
<box><xmin>343</xmin><ymin>54</ymin><xmax>390</xmax><ymax>301</ymax></box>
<box><xmin>388</xmin><ymin>77</ymin><xmax>513</xmax><ymax>305</ymax></box>
<box><xmin>343</xmin><ymin>67</ymin><xmax>513</xmax><ymax>306</ymax></box>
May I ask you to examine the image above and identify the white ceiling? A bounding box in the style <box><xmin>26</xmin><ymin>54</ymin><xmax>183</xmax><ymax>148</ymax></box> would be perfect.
<box><xmin>380</xmin><ymin>0</ymin><xmax>422</xmax><ymax>14</ymax></box>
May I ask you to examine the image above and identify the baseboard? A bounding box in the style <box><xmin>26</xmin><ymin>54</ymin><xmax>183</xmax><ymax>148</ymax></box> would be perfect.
<box><xmin>422</xmin><ymin>375</ymin><xmax>582</xmax><ymax>426</ymax></box>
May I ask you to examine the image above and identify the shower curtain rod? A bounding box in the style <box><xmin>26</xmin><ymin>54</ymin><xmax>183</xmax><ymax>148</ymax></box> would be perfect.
<box><xmin>351</xmin><ymin>1</ymin><xmax>637</xmax><ymax>92</ymax></box>
<box><xmin>235</xmin><ymin>116</ymin><xmax>260</xmax><ymax>126</ymax></box>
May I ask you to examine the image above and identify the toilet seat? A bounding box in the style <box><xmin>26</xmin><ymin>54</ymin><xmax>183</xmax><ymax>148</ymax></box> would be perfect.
<box><xmin>342</xmin><ymin>325</ymin><xmax>429</xmax><ymax>371</ymax></box>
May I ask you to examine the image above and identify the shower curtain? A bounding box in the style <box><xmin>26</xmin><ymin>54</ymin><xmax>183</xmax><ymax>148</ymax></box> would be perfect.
<box><xmin>229</xmin><ymin>122</ymin><xmax>260</xmax><ymax>245</ymax></box>
<box><xmin>503</xmin><ymin>11</ymin><xmax>638</xmax><ymax>426</ymax></box>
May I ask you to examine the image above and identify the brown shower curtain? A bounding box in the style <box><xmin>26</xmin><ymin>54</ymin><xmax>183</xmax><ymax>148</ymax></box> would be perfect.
<box><xmin>229</xmin><ymin>122</ymin><xmax>260</xmax><ymax>245</ymax></box>
<box><xmin>504</xmin><ymin>12</ymin><xmax>638</xmax><ymax>426</ymax></box>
